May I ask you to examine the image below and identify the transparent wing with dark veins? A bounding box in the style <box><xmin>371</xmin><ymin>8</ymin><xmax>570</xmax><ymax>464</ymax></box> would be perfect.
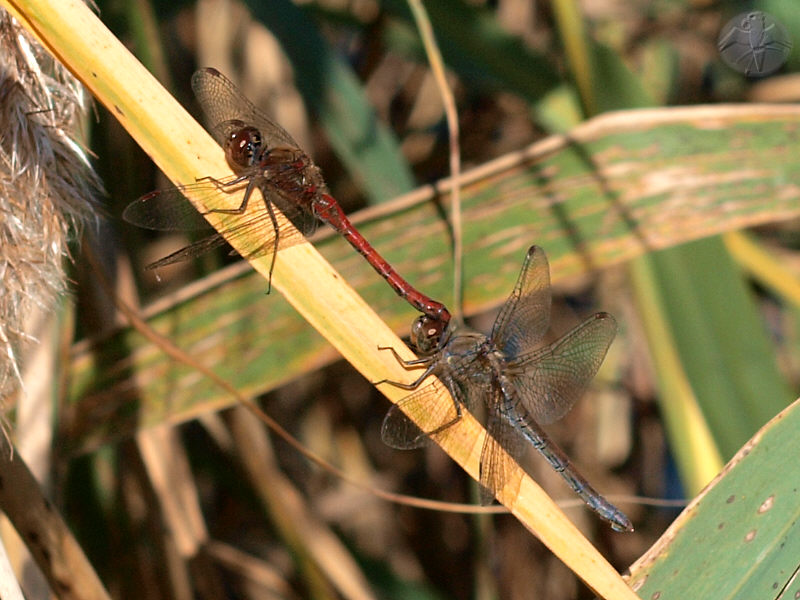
<box><xmin>478</xmin><ymin>399</ymin><xmax>527</xmax><ymax>505</ymax></box>
<box><xmin>122</xmin><ymin>174</ymin><xmax>313</xmax><ymax>269</ymax></box>
<box><xmin>122</xmin><ymin>175</ymin><xmax>250</xmax><ymax>231</ymax></box>
<box><xmin>191</xmin><ymin>68</ymin><xmax>299</xmax><ymax>150</ymax></box>
<box><xmin>381</xmin><ymin>380</ymin><xmax>462</xmax><ymax>449</ymax></box>
<box><xmin>508</xmin><ymin>312</ymin><xmax>617</xmax><ymax>425</ymax></box>
<box><xmin>491</xmin><ymin>245</ymin><xmax>552</xmax><ymax>360</ymax></box>
<box><xmin>129</xmin><ymin>198</ymin><xmax>307</xmax><ymax>270</ymax></box>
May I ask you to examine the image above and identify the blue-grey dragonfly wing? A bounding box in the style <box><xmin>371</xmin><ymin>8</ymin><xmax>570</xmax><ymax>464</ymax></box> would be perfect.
<box><xmin>381</xmin><ymin>379</ymin><xmax>463</xmax><ymax>449</ymax></box>
<box><xmin>478</xmin><ymin>399</ymin><xmax>527</xmax><ymax>505</ymax></box>
<box><xmin>507</xmin><ymin>312</ymin><xmax>617</xmax><ymax>424</ymax></box>
<box><xmin>491</xmin><ymin>245</ymin><xmax>552</xmax><ymax>360</ymax></box>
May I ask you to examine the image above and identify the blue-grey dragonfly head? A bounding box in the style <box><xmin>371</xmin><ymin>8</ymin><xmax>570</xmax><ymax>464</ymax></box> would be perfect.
<box><xmin>410</xmin><ymin>314</ymin><xmax>448</xmax><ymax>355</ymax></box>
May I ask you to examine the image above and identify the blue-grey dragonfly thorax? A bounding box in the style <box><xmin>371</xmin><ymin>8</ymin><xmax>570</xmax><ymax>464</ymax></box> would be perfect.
<box><xmin>441</xmin><ymin>331</ymin><xmax>506</xmax><ymax>384</ymax></box>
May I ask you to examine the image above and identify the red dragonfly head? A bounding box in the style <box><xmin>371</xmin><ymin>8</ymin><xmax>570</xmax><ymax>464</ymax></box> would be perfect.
<box><xmin>223</xmin><ymin>120</ymin><xmax>263</xmax><ymax>171</ymax></box>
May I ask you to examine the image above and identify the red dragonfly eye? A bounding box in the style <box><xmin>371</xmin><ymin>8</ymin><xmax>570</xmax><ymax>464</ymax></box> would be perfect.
<box><xmin>226</xmin><ymin>126</ymin><xmax>262</xmax><ymax>169</ymax></box>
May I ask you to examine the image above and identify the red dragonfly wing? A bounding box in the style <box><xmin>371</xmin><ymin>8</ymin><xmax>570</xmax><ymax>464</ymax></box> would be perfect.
<box><xmin>191</xmin><ymin>68</ymin><xmax>300</xmax><ymax>151</ymax></box>
<box><xmin>122</xmin><ymin>175</ymin><xmax>248</xmax><ymax>231</ymax></box>
<box><xmin>122</xmin><ymin>177</ymin><xmax>308</xmax><ymax>270</ymax></box>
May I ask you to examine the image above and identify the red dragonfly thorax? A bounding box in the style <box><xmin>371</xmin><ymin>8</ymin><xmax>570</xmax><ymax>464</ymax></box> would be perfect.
<box><xmin>224</xmin><ymin>121</ymin><xmax>329</xmax><ymax>206</ymax></box>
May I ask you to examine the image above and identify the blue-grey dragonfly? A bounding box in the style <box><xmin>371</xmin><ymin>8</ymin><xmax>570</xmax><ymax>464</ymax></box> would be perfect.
<box><xmin>380</xmin><ymin>245</ymin><xmax>632</xmax><ymax>532</ymax></box>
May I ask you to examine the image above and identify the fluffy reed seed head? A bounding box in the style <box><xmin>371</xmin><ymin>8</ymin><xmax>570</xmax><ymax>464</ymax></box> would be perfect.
<box><xmin>0</xmin><ymin>10</ymin><xmax>102</xmax><ymax>403</ymax></box>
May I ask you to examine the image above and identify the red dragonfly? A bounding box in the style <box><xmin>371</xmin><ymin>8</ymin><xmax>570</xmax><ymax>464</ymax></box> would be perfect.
<box><xmin>124</xmin><ymin>68</ymin><xmax>451</xmax><ymax>329</ymax></box>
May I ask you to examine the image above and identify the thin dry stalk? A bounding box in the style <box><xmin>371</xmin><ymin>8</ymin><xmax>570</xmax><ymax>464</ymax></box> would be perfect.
<box><xmin>407</xmin><ymin>0</ymin><xmax>464</xmax><ymax>321</ymax></box>
<box><xmin>0</xmin><ymin>431</ymin><xmax>110</xmax><ymax>600</ymax></box>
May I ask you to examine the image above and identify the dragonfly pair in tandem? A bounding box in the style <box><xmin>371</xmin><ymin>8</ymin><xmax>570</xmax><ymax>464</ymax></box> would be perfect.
<box><xmin>124</xmin><ymin>70</ymin><xmax>631</xmax><ymax>532</ymax></box>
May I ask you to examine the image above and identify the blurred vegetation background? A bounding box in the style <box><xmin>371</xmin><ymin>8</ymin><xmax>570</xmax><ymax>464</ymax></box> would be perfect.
<box><xmin>5</xmin><ymin>0</ymin><xmax>800</xmax><ymax>598</ymax></box>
